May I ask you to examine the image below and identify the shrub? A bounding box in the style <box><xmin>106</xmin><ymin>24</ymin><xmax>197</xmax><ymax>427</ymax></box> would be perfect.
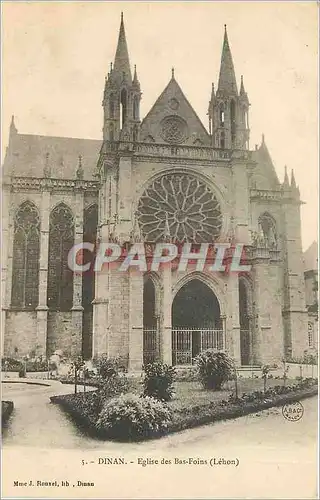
<box><xmin>94</xmin><ymin>355</ymin><xmax>120</xmax><ymax>379</ymax></box>
<box><xmin>195</xmin><ymin>350</ymin><xmax>234</xmax><ymax>390</ymax></box>
<box><xmin>2</xmin><ymin>357</ymin><xmax>22</xmax><ymax>372</ymax></box>
<box><xmin>26</xmin><ymin>359</ymin><xmax>48</xmax><ymax>372</ymax></box>
<box><xmin>99</xmin><ymin>374</ymin><xmax>130</xmax><ymax>400</ymax></box>
<box><xmin>143</xmin><ymin>362</ymin><xmax>176</xmax><ymax>401</ymax></box>
<box><xmin>96</xmin><ymin>393</ymin><xmax>172</xmax><ymax>440</ymax></box>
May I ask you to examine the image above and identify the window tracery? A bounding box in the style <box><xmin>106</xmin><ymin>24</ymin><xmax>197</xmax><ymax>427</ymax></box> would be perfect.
<box><xmin>137</xmin><ymin>173</ymin><xmax>222</xmax><ymax>243</ymax></box>
<box><xmin>47</xmin><ymin>203</ymin><xmax>74</xmax><ymax>311</ymax></box>
<box><xmin>11</xmin><ymin>202</ymin><xmax>40</xmax><ymax>308</ymax></box>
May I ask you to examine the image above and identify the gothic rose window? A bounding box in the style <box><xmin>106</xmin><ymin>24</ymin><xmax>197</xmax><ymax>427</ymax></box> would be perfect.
<box><xmin>137</xmin><ymin>173</ymin><xmax>222</xmax><ymax>243</ymax></box>
<box><xmin>160</xmin><ymin>116</ymin><xmax>188</xmax><ymax>144</ymax></box>
<box><xmin>11</xmin><ymin>201</ymin><xmax>40</xmax><ymax>309</ymax></box>
<box><xmin>47</xmin><ymin>203</ymin><xmax>74</xmax><ymax>311</ymax></box>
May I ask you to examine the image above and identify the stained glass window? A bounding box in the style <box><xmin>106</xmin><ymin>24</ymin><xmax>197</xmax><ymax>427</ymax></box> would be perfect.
<box><xmin>82</xmin><ymin>204</ymin><xmax>98</xmax><ymax>310</ymax></box>
<box><xmin>47</xmin><ymin>203</ymin><xmax>74</xmax><ymax>311</ymax></box>
<box><xmin>11</xmin><ymin>202</ymin><xmax>40</xmax><ymax>309</ymax></box>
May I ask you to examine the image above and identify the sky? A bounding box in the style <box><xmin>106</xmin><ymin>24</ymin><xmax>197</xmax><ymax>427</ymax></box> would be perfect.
<box><xmin>1</xmin><ymin>1</ymin><xmax>318</xmax><ymax>250</ymax></box>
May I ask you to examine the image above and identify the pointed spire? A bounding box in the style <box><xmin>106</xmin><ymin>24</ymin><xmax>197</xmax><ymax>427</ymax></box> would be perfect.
<box><xmin>283</xmin><ymin>165</ymin><xmax>289</xmax><ymax>188</ymax></box>
<box><xmin>43</xmin><ymin>152</ymin><xmax>51</xmax><ymax>178</ymax></box>
<box><xmin>217</xmin><ymin>25</ymin><xmax>238</xmax><ymax>96</ymax></box>
<box><xmin>132</xmin><ymin>64</ymin><xmax>140</xmax><ymax>89</ymax></box>
<box><xmin>290</xmin><ymin>168</ymin><xmax>296</xmax><ymax>189</ymax></box>
<box><xmin>211</xmin><ymin>82</ymin><xmax>215</xmax><ymax>101</ymax></box>
<box><xmin>240</xmin><ymin>75</ymin><xmax>245</xmax><ymax>94</ymax></box>
<box><xmin>10</xmin><ymin>115</ymin><xmax>17</xmax><ymax>136</ymax></box>
<box><xmin>113</xmin><ymin>12</ymin><xmax>132</xmax><ymax>83</ymax></box>
<box><xmin>76</xmin><ymin>155</ymin><xmax>84</xmax><ymax>180</ymax></box>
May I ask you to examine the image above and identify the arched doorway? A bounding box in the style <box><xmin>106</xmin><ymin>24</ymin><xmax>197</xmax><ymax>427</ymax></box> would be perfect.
<box><xmin>143</xmin><ymin>275</ymin><xmax>159</xmax><ymax>364</ymax></box>
<box><xmin>171</xmin><ymin>279</ymin><xmax>222</xmax><ymax>365</ymax></box>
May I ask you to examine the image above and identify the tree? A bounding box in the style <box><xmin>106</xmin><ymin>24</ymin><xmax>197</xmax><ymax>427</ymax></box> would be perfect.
<box><xmin>71</xmin><ymin>356</ymin><xmax>85</xmax><ymax>394</ymax></box>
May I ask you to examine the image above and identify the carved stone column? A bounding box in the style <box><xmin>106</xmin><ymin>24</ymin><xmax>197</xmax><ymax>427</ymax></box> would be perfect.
<box><xmin>71</xmin><ymin>191</ymin><xmax>84</xmax><ymax>356</ymax></box>
<box><xmin>128</xmin><ymin>267</ymin><xmax>144</xmax><ymax>372</ymax></box>
<box><xmin>1</xmin><ymin>186</ymin><xmax>11</xmax><ymax>354</ymax></box>
<box><xmin>36</xmin><ymin>190</ymin><xmax>51</xmax><ymax>356</ymax></box>
<box><xmin>230</xmin><ymin>273</ymin><xmax>241</xmax><ymax>365</ymax></box>
<box><xmin>160</xmin><ymin>263</ymin><xmax>172</xmax><ymax>365</ymax></box>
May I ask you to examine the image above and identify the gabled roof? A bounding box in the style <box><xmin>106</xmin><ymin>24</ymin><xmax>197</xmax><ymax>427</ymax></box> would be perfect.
<box><xmin>251</xmin><ymin>135</ymin><xmax>280</xmax><ymax>190</ymax></box>
<box><xmin>140</xmin><ymin>74</ymin><xmax>210</xmax><ymax>146</ymax></box>
<box><xmin>3</xmin><ymin>133</ymin><xmax>101</xmax><ymax>180</ymax></box>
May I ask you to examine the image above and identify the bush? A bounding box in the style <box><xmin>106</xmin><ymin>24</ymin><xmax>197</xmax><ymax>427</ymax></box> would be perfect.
<box><xmin>143</xmin><ymin>362</ymin><xmax>176</xmax><ymax>401</ymax></box>
<box><xmin>195</xmin><ymin>350</ymin><xmax>234</xmax><ymax>390</ymax></box>
<box><xmin>99</xmin><ymin>374</ymin><xmax>130</xmax><ymax>400</ymax></box>
<box><xmin>94</xmin><ymin>356</ymin><xmax>120</xmax><ymax>379</ymax></box>
<box><xmin>26</xmin><ymin>359</ymin><xmax>48</xmax><ymax>372</ymax></box>
<box><xmin>51</xmin><ymin>391</ymin><xmax>102</xmax><ymax>429</ymax></box>
<box><xmin>96</xmin><ymin>393</ymin><xmax>172</xmax><ymax>440</ymax></box>
<box><xmin>2</xmin><ymin>357</ymin><xmax>23</xmax><ymax>372</ymax></box>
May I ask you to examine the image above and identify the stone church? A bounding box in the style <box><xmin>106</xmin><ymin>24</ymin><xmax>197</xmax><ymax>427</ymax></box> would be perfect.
<box><xmin>2</xmin><ymin>14</ymin><xmax>310</xmax><ymax>370</ymax></box>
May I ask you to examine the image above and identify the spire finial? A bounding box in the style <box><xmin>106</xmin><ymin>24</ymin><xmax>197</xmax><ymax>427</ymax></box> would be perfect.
<box><xmin>262</xmin><ymin>133</ymin><xmax>265</xmax><ymax>144</ymax></box>
<box><xmin>217</xmin><ymin>24</ymin><xmax>238</xmax><ymax>95</ymax></box>
<box><xmin>76</xmin><ymin>154</ymin><xmax>84</xmax><ymax>180</ymax></box>
<box><xmin>171</xmin><ymin>67</ymin><xmax>175</xmax><ymax>79</ymax></box>
<box><xmin>10</xmin><ymin>115</ymin><xmax>17</xmax><ymax>136</ymax></box>
<box><xmin>112</xmin><ymin>10</ymin><xmax>132</xmax><ymax>83</ymax></box>
<box><xmin>283</xmin><ymin>165</ymin><xmax>289</xmax><ymax>188</ymax></box>
<box><xmin>291</xmin><ymin>168</ymin><xmax>296</xmax><ymax>189</ymax></box>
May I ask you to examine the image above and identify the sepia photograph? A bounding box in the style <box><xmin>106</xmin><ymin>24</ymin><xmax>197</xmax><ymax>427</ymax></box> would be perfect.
<box><xmin>1</xmin><ymin>1</ymin><xmax>318</xmax><ymax>499</ymax></box>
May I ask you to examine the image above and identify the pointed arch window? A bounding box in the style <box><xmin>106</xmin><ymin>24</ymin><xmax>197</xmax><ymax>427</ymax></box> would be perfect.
<box><xmin>82</xmin><ymin>204</ymin><xmax>98</xmax><ymax>360</ymax></box>
<box><xmin>230</xmin><ymin>99</ymin><xmax>236</xmax><ymax>145</ymax></box>
<box><xmin>47</xmin><ymin>204</ymin><xmax>74</xmax><ymax>311</ymax></box>
<box><xmin>109</xmin><ymin>93</ymin><xmax>115</xmax><ymax>119</ymax></box>
<box><xmin>120</xmin><ymin>88</ymin><xmax>127</xmax><ymax>129</ymax></box>
<box><xmin>220</xmin><ymin>131</ymin><xmax>225</xmax><ymax>149</ymax></box>
<box><xmin>109</xmin><ymin>122</ymin><xmax>114</xmax><ymax>142</ymax></box>
<box><xmin>219</xmin><ymin>104</ymin><xmax>225</xmax><ymax>127</ymax></box>
<box><xmin>82</xmin><ymin>204</ymin><xmax>98</xmax><ymax>311</ymax></box>
<box><xmin>11</xmin><ymin>202</ymin><xmax>40</xmax><ymax>309</ymax></box>
<box><xmin>133</xmin><ymin>125</ymin><xmax>138</xmax><ymax>142</ymax></box>
<box><xmin>133</xmin><ymin>95</ymin><xmax>139</xmax><ymax>120</ymax></box>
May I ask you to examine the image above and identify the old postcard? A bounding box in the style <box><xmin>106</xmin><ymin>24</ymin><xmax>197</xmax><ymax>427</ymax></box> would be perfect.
<box><xmin>1</xmin><ymin>1</ymin><xmax>318</xmax><ymax>499</ymax></box>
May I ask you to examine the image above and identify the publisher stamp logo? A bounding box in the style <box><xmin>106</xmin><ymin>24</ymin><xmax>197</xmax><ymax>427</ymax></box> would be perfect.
<box><xmin>282</xmin><ymin>401</ymin><xmax>304</xmax><ymax>422</ymax></box>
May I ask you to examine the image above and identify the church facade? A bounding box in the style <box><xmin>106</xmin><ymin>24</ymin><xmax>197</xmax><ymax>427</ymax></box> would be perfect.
<box><xmin>2</xmin><ymin>15</ymin><xmax>310</xmax><ymax>369</ymax></box>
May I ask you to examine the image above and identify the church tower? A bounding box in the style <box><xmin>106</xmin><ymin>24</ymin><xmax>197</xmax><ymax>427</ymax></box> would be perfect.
<box><xmin>208</xmin><ymin>26</ymin><xmax>250</xmax><ymax>150</ymax></box>
<box><xmin>102</xmin><ymin>13</ymin><xmax>141</xmax><ymax>142</ymax></box>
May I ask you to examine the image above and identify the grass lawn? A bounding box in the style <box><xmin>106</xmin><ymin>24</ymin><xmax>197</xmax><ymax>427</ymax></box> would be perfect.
<box><xmin>169</xmin><ymin>378</ymin><xmax>300</xmax><ymax>411</ymax></box>
<box><xmin>50</xmin><ymin>376</ymin><xmax>317</xmax><ymax>440</ymax></box>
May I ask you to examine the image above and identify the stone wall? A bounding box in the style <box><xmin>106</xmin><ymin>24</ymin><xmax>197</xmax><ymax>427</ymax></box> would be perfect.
<box><xmin>4</xmin><ymin>311</ymin><xmax>37</xmax><ymax>357</ymax></box>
